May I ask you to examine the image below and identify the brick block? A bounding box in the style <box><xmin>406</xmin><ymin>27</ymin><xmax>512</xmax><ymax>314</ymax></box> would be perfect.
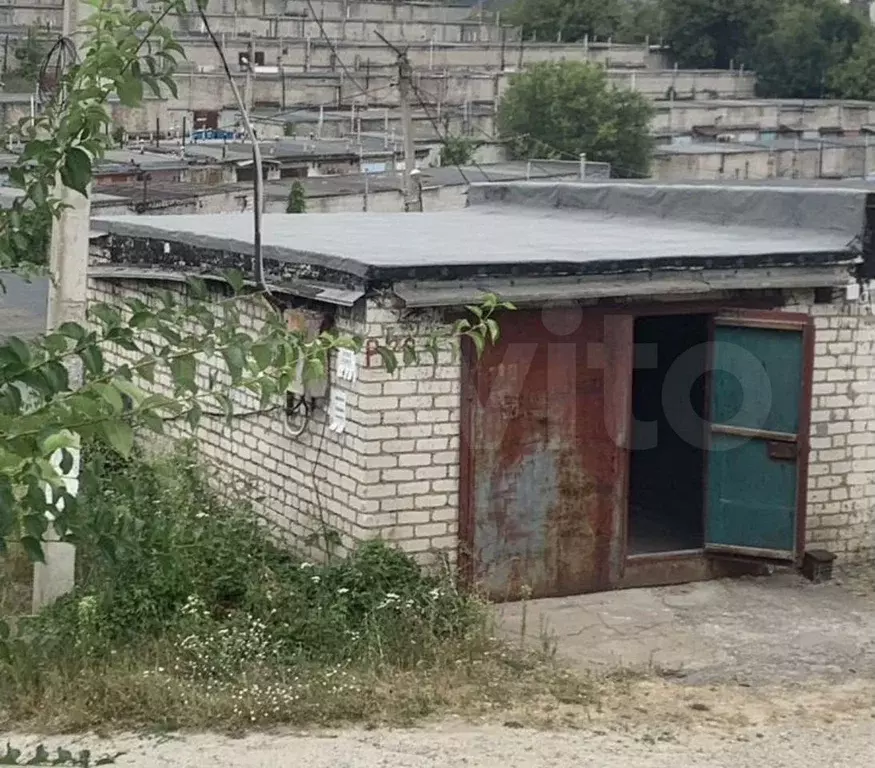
<box><xmin>415</xmin><ymin>522</ymin><xmax>448</xmax><ymax>538</ymax></box>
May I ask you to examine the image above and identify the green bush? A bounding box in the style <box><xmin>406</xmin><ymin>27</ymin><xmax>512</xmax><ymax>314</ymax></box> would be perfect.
<box><xmin>2</xmin><ymin>444</ymin><xmax>481</xmax><ymax>685</ymax></box>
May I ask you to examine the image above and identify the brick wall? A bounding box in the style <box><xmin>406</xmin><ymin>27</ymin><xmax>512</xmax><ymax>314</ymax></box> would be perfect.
<box><xmin>87</xmin><ymin>277</ymin><xmax>377</xmax><ymax>559</ymax></box>
<box><xmin>86</xmin><ymin>280</ymin><xmax>462</xmax><ymax>564</ymax></box>
<box><xmin>786</xmin><ymin>290</ymin><xmax>875</xmax><ymax>562</ymax></box>
<box><xmin>353</xmin><ymin>302</ymin><xmax>461</xmax><ymax>564</ymax></box>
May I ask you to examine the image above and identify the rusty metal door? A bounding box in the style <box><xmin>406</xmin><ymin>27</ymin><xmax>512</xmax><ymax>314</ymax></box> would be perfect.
<box><xmin>461</xmin><ymin>309</ymin><xmax>633</xmax><ymax>600</ymax></box>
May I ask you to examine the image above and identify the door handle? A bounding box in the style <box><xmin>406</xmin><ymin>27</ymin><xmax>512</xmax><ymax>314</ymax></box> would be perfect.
<box><xmin>766</xmin><ymin>441</ymin><xmax>798</xmax><ymax>461</ymax></box>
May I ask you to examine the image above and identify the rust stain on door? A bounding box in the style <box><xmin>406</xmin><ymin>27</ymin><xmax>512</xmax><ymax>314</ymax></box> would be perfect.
<box><xmin>462</xmin><ymin>309</ymin><xmax>632</xmax><ymax>600</ymax></box>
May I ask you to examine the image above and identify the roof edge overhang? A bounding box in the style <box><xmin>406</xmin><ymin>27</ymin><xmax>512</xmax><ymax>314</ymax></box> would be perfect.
<box><xmin>87</xmin><ymin>265</ymin><xmax>364</xmax><ymax>307</ymax></box>
<box><xmin>393</xmin><ymin>264</ymin><xmax>856</xmax><ymax>308</ymax></box>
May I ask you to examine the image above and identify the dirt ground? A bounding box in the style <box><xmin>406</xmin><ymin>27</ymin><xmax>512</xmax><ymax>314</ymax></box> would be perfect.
<box><xmin>3</xmin><ymin>678</ymin><xmax>873</xmax><ymax>767</ymax></box>
<box><xmin>3</xmin><ymin>571</ymin><xmax>873</xmax><ymax>766</ymax></box>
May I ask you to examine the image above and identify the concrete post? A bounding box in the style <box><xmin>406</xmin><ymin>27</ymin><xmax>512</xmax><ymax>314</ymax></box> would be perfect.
<box><xmin>32</xmin><ymin>181</ymin><xmax>91</xmax><ymax>612</ymax></box>
<box><xmin>579</xmin><ymin>153</ymin><xmax>586</xmax><ymax>179</ymax></box>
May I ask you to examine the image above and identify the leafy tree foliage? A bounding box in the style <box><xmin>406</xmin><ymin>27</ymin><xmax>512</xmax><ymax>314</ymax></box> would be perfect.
<box><xmin>12</xmin><ymin>26</ymin><xmax>51</xmax><ymax>85</ymax></box>
<box><xmin>829</xmin><ymin>36</ymin><xmax>875</xmax><ymax>100</ymax></box>
<box><xmin>750</xmin><ymin>0</ymin><xmax>868</xmax><ymax>98</ymax></box>
<box><xmin>659</xmin><ymin>0</ymin><xmax>772</xmax><ymax>69</ymax></box>
<box><xmin>497</xmin><ymin>61</ymin><xmax>653</xmax><ymax>178</ymax></box>
<box><xmin>285</xmin><ymin>180</ymin><xmax>307</xmax><ymax>213</ymax></box>
<box><xmin>506</xmin><ymin>0</ymin><xmax>624</xmax><ymax>42</ymax></box>
<box><xmin>439</xmin><ymin>135</ymin><xmax>477</xmax><ymax>167</ymax></box>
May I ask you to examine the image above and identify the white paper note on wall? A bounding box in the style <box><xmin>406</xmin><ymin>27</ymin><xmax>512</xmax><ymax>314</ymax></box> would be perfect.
<box><xmin>328</xmin><ymin>390</ymin><xmax>347</xmax><ymax>433</ymax></box>
<box><xmin>336</xmin><ymin>348</ymin><xmax>358</xmax><ymax>383</ymax></box>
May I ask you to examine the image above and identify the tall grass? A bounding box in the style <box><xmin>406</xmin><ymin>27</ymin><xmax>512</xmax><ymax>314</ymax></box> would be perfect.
<box><xmin>0</xmin><ymin>445</ymin><xmax>594</xmax><ymax>730</ymax></box>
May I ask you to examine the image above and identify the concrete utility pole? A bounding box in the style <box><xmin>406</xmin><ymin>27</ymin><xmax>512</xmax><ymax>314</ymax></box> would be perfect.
<box><xmin>396</xmin><ymin>51</ymin><xmax>420</xmax><ymax>212</ymax></box>
<box><xmin>33</xmin><ymin>0</ymin><xmax>94</xmax><ymax>612</ymax></box>
<box><xmin>32</xmin><ymin>181</ymin><xmax>91</xmax><ymax>612</ymax></box>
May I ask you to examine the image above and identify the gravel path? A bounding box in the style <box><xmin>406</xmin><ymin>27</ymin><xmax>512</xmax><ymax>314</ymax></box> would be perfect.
<box><xmin>3</xmin><ymin>717</ymin><xmax>874</xmax><ymax>768</ymax></box>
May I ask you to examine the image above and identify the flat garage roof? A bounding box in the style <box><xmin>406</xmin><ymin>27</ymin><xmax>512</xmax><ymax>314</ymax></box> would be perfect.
<box><xmin>93</xmin><ymin>205</ymin><xmax>857</xmax><ymax>281</ymax></box>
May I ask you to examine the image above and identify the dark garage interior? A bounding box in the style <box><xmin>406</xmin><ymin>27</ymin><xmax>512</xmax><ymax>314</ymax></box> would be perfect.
<box><xmin>628</xmin><ymin>314</ymin><xmax>710</xmax><ymax>555</ymax></box>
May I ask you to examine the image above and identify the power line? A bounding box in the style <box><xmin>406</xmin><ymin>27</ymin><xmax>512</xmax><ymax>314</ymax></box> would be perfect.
<box><xmin>195</xmin><ymin>4</ymin><xmax>267</xmax><ymax>292</ymax></box>
<box><xmin>370</xmin><ymin>31</ymin><xmax>490</xmax><ymax>187</ymax></box>
<box><xmin>407</xmin><ymin>78</ymin><xmax>489</xmax><ymax>185</ymax></box>
<box><xmin>303</xmin><ymin>0</ymin><xmax>371</xmax><ymax>101</ymax></box>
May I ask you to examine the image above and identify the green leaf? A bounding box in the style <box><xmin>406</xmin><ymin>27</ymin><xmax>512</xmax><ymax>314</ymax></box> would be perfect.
<box><xmin>4</xmin><ymin>336</ymin><xmax>31</xmax><ymax>366</ymax></box>
<box><xmin>117</xmin><ymin>74</ymin><xmax>144</xmax><ymax>107</ymax></box>
<box><xmin>468</xmin><ymin>331</ymin><xmax>486</xmax><ymax>357</ymax></box>
<box><xmin>186</xmin><ymin>402</ymin><xmax>202</xmax><ymax>430</ymax></box>
<box><xmin>224</xmin><ymin>269</ymin><xmax>245</xmax><ymax>294</ymax></box>
<box><xmin>251</xmin><ymin>343</ymin><xmax>273</xmax><ymax>371</ymax></box>
<box><xmin>129</xmin><ymin>311</ymin><xmax>157</xmax><ymax>329</ymax></box>
<box><xmin>375</xmin><ymin>346</ymin><xmax>398</xmax><ymax>374</ymax></box>
<box><xmin>402</xmin><ymin>340</ymin><xmax>417</xmax><ymax>366</ymax></box>
<box><xmin>114</xmin><ymin>377</ymin><xmax>146</xmax><ymax>405</ymax></box>
<box><xmin>97</xmin><ymin>536</ymin><xmax>117</xmax><ymax>563</ymax></box>
<box><xmin>101</xmin><ymin>420</ymin><xmax>134</xmax><ymax>458</ymax></box>
<box><xmin>79</xmin><ymin>344</ymin><xmax>104</xmax><ymax>377</ymax></box>
<box><xmin>43</xmin><ymin>360</ymin><xmax>70</xmax><ymax>393</ymax></box>
<box><xmin>7</xmin><ymin>165</ymin><xmax>26</xmax><ymax>189</ymax></box>
<box><xmin>161</xmin><ymin>74</ymin><xmax>179</xmax><ymax>99</ymax></box>
<box><xmin>58</xmin><ymin>322</ymin><xmax>87</xmax><ymax>341</ymax></box>
<box><xmin>139</xmin><ymin>360</ymin><xmax>156</xmax><ymax>383</ymax></box>
<box><xmin>169</xmin><ymin>354</ymin><xmax>197</xmax><ymax>392</ymax></box>
<box><xmin>94</xmin><ymin>382</ymin><xmax>124</xmax><ymax>413</ymax></box>
<box><xmin>212</xmin><ymin>392</ymin><xmax>233</xmax><ymax>425</ymax></box>
<box><xmin>40</xmin><ymin>430</ymin><xmax>76</xmax><ymax>455</ymax></box>
<box><xmin>60</xmin><ymin>147</ymin><xmax>92</xmax><ymax>196</ymax></box>
<box><xmin>90</xmin><ymin>303</ymin><xmax>122</xmax><ymax>328</ymax></box>
<box><xmin>486</xmin><ymin>318</ymin><xmax>500</xmax><ymax>343</ymax></box>
<box><xmin>20</xmin><ymin>535</ymin><xmax>45</xmax><ymax>563</ymax></box>
<box><xmin>42</xmin><ymin>333</ymin><xmax>70</xmax><ymax>355</ymax></box>
<box><xmin>222</xmin><ymin>346</ymin><xmax>245</xmax><ymax>382</ymax></box>
<box><xmin>139</xmin><ymin>411</ymin><xmax>164</xmax><ymax>434</ymax></box>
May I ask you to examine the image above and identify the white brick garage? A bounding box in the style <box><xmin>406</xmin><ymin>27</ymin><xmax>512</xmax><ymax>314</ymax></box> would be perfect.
<box><xmin>90</xmin><ymin>182</ymin><xmax>875</xmax><ymax>595</ymax></box>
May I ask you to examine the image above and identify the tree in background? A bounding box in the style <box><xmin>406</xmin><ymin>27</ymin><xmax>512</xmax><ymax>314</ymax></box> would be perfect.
<box><xmin>617</xmin><ymin>0</ymin><xmax>664</xmax><ymax>43</ymax></box>
<box><xmin>830</xmin><ymin>35</ymin><xmax>875</xmax><ymax>101</ymax></box>
<box><xmin>659</xmin><ymin>0</ymin><xmax>772</xmax><ymax>69</ymax></box>
<box><xmin>497</xmin><ymin>61</ymin><xmax>653</xmax><ymax>178</ymax></box>
<box><xmin>286</xmin><ymin>180</ymin><xmax>307</xmax><ymax>213</ymax></box>
<box><xmin>439</xmin><ymin>135</ymin><xmax>477</xmax><ymax>167</ymax></box>
<box><xmin>751</xmin><ymin>0</ymin><xmax>868</xmax><ymax>98</ymax></box>
<box><xmin>11</xmin><ymin>26</ymin><xmax>50</xmax><ymax>86</ymax></box>
<box><xmin>506</xmin><ymin>0</ymin><xmax>623</xmax><ymax>42</ymax></box>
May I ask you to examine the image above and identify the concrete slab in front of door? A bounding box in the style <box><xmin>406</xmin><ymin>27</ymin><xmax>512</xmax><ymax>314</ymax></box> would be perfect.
<box><xmin>497</xmin><ymin>572</ymin><xmax>875</xmax><ymax>686</ymax></box>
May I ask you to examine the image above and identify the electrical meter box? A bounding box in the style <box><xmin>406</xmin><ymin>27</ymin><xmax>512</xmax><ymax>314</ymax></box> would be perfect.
<box><xmin>284</xmin><ymin>308</ymin><xmax>329</xmax><ymax>399</ymax></box>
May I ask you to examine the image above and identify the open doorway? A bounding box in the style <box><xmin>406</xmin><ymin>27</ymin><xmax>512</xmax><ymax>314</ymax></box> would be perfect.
<box><xmin>628</xmin><ymin>314</ymin><xmax>709</xmax><ymax>555</ymax></box>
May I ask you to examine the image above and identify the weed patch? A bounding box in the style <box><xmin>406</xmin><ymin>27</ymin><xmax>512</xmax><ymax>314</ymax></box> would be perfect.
<box><xmin>0</xmin><ymin>445</ymin><xmax>595</xmax><ymax>730</ymax></box>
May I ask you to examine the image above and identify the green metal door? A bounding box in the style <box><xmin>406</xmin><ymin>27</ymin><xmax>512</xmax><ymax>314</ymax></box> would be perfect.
<box><xmin>705</xmin><ymin>311</ymin><xmax>813</xmax><ymax>561</ymax></box>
